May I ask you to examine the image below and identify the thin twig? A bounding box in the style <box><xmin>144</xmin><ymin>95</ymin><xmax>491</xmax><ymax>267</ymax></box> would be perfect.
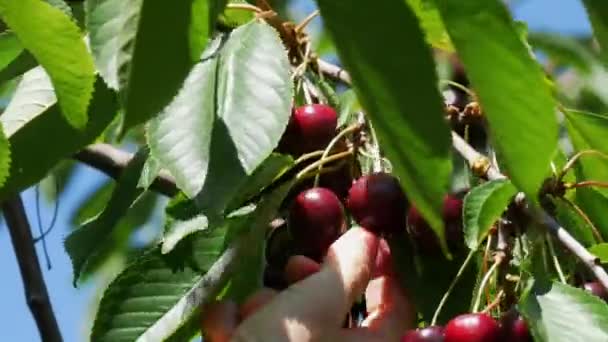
<box><xmin>74</xmin><ymin>144</ymin><xmax>178</xmax><ymax>197</ymax></box>
<box><xmin>3</xmin><ymin>195</ymin><xmax>62</xmax><ymax>342</ymax></box>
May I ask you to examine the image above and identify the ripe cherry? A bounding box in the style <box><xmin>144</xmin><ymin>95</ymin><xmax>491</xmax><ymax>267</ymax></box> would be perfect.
<box><xmin>347</xmin><ymin>172</ymin><xmax>408</xmax><ymax>235</ymax></box>
<box><xmin>500</xmin><ymin>311</ymin><xmax>532</xmax><ymax>342</ymax></box>
<box><xmin>583</xmin><ymin>282</ymin><xmax>608</xmax><ymax>302</ymax></box>
<box><xmin>444</xmin><ymin>313</ymin><xmax>500</xmax><ymax>342</ymax></box>
<box><xmin>265</xmin><ymin>224</ymin><xmax>294</xmax><ymax>269</ymax></box>
<box><xmin>407</xmin><ymin>195</ymin><xmax>464</xmax><ymax>254</ymax></box>
<box><xmin>278</xmin><ymin>104</ymin><xmax>338</xmax><ymax>155</ymax></box>
<box><xmin>289</xmin><ymin>187</ymin><xmax>345</xmax><ymax>261</ymax></box>
<box><xmin>401</xmin><ymin>326</ymin><xmax>445</xmax><ymax>342</ymax></box>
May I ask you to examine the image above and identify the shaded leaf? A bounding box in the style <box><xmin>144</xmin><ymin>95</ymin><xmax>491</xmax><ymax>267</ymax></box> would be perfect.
<box><xmin>190</xmin><ymin>0</ymin><xmax>228</xmax><ymax>61</ymax></box>
<box><xmin>0</xmin><ymin>50</ymin><xmax>38</xmax><ymax>84</ymax></box>
<box><xmin>117</xmin><ymin>0</ymin><xmax>204</xmax><ymax>135</ymax></box>
<box><xmin>0</xmin><ymin>78</ymin><xmax>118</xmax><ymax>200</ymax></box>
<box><xmin>149</xmin><ymin>21</ymin><xmax>292</xmax><ymax>217</ymax></box>
<box><xmin>520</xmin><ymin>280</ymin><xmax>608</xmax><ymax>342</ymax></box>
<box><xmin>0</xmin><ymin>0</ymin><xmax>95</xmax><ymax>128</ymax></box>
<box><xmin>337</xmin><ymin>89</ymin><xmax>361</xmax><ymax>128</ymax></box>
<box><xmin>463</xmin><ymin>179</ymin><xmax>517</xmax><ymax>249</ymax></box>
<box><xmin>65</xmin><ymin>148</ymin><xmax>149</xmax><ymax>284</ymax></box>
<box><xmin>0</xmin><ymin>125</ymin><xmax>10</xmax><ymax>187</ymax></box>
<box><xmin>316</xmin><ymin>0</ymin><xmax>452</xmax><ymax>251</ymax></box>
<box><xmin>552</xmin><ymin>196</ymin><xmax>597</xmax><ymax>247</ymax></box>
<box><xmin>528</xmin><ymin>33</ymin><xmax>597</xmax><ymax>74</ymax></box>
<box><xmin>436</xmin><ymin>0</ymin><xmax>558</xmax><ymax>203</ymax></box>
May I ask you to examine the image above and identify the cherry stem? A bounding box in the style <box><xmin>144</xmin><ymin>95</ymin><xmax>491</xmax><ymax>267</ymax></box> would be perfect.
<box><xmin>296</xmin><ymin>150</ymin><xmax>353</xmax><ymax>180</ymax></box>
<box><xmin>559</xmin><ymin>197</ymin><xmax>604</xmax><ymax>243</ymax></box>
<box><xmin>566</xmin><ymin>180</ymin><xmax>608</xmax><ymax>189</ymax></box>
<box><xmin>294</xmin><ymin>150</ymin><xmax>325</xmax><ymax>165</ymax></box>
<box><xmin>314</xmin><ymin>124</ymin><xmax>360</xmax><ymax>187</ymax></box>
<box><xmin>225</xmin><ymin>3</ymin><xmax>262</xmax><ymax>13</ymax></box>
<box><xmin>431</xmin><ymin>249</ymin><xmax>476</xmax><ymax>325</ymax></box>
<box><xmin>482</xmin><ymin>234</ymin><xmax>493</xmax><ymax>309</ymax></box>
<box><xmin>546</xmin><ymin>234</ymin><xmax>567</xmax><ymax>284</ymax></box>
<box><xmin>298</xmin><ymin>161</ymin><xmax>347</xmax><ymax>181</ymax></box>
<box><xmin>295</xmin><ymin>10</ymin><xmax>320</xmax><ymax>32</ymax></box>
<box><xmin>558</xmin><ymin>150</ymin><xmax>608</xmax><ymax>182</ymax></box>
<box><xmin>473</xmin><ymin>257</ymin><xmax>501</xmax><ymax>313</ymax></box>
<box><xmin>481</xmin><ymin>290</ymin><xmax>504</xmax><ymax>314</ymax></box>
<box><xmin>439</xmin><ymin>79</ymin><xmax>475</xmax><ymax>98</ymax></box>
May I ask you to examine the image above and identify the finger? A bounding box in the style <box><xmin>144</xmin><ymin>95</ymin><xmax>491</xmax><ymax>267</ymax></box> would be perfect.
<box><xmin>200</xmin><ymin>300</ymin><xmax>238</xmax><ymax>342</ymax></box>
<box><xmin>361</xmin><ymin>239</ymin><xmax>415</xmax><ymax>338</ymax></box>
<box><xmin>234</xmin><ymin>227</ymin><xmax>379</xmax><ymax>339</ymax></box>
<box><xmin>239</xmin><ymin>288</ymin><xmax>278</xmax><ymax>320</ymax></box>
<box><xmin>285</xmin><ymin>255</ymin><xmax>321</xmax><ymax>285</ymax></box>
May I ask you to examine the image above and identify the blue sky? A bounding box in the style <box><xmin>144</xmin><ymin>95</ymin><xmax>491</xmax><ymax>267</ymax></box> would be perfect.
<box><xmin>0</xmin><ymin>0</ymin><xmax>593</xmax><ymax>341</ymax></box>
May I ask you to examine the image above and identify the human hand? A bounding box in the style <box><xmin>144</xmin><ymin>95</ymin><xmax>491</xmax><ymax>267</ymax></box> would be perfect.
<box><xmin>201</xmin><ymin>227</ymin><xmax>415</xmax><ymax>341</ymax></box>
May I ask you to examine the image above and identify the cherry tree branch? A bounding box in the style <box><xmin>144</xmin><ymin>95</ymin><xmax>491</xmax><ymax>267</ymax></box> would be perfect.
<box><xmin>2</xmin><ymin>195</ymin><xmax>62</xmax><ymax>342</ymax></box>
<box><xmin>74</xmin><ymin>144</ymin><xmax>178</xmax><ymax>197</ymax></box>
<box><xmin>317</xmin><ymin>58</ymin><xmax>608</xmax><ymax>289</ymax></box>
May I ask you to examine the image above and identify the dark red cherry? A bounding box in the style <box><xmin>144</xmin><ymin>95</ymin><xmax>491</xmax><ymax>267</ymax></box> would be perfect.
<box><xmin>407</xmin><ymin>195</ymin><xmax>464</xmax><ymax>254</ymax></box>
<box><xmin>289</xmin><ymin>187</ymin><xmax>345</xmax><ymax>261</ymax></box>
<box><xmin>401</xmin><ymin>326</ymin><xmax>445</xmax><ymax>342</ymax></box>
<box><xmin>444</xmin><ymin>313</ymin><xmax>500</xmax><ymax>342</ymax></box>
<box><xmin>265</xmin><ymin>224</ymin><xmax>294</xmax><ymax>269</ymax></box>
<box><xmin>583</xmin><ymin>282</ymin><xmax>608</xmax><ymax>302</ymax></box>
<box><xmin>500</xmin><ymin>311</ymin><xmax>532</xmax><ymax>342</ymax></box>
<box><xmin>278</xmin><ymin>104</ymin><xmax>338</xmax><ymax>155</ymax></box>
<box><xmin>347</xmin><ymin>172</ymin><xmax>408</xmax><ymax>235</ymax></box>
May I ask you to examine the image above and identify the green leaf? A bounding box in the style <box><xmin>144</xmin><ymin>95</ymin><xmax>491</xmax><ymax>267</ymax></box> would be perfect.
<box><xmin>589</xmin><ymin>243</ymin><xmax>608</xmax><ymax>264</ymax></box>
<box><xmin>520</xmin><ymin>280</ymin><xmax>608</xmax><ymax>342</ymax></box>
<box><xmin>190</xmin><ymin>0</ymin><xmax>228</xmax><ymax>61</ymax></box>
<box><xmin>148</xmin><ymin>21</ymin><xmax>292</xmax><ymax>215</ymax></box>
<box><xmin>0</xmin><ymin>32</ymin><xmax>23</xmax><ymax>72</ymax></box>
<box><xmin>463</xmin><ymin>179</ymin><xmax>517</xmax><ymax>249</ymax></box>
<box><xmin>72</xmin><ymin>181</ymin><xmax>115</xmax><ymax>226</ymax></box>
<box><xmin>316</xmin><ymin>0</ymin><xmax>452</xmax><ymax>252</ymax></box>
<box><xmin>137</xmin><ymin>154</ymin><xmax>162</xmax><ymax>190</ymax></box>
<box><xmin>405</xmin><ymin>0</ymin><xmax>453</xmax><ymax>51</ymax></box>
<box><xmin>65</xmin><ymin>148</ymin><xmax>149</xmax><ymax>284</ymax></box>
<box><xmin>162</xmin><ymin>214</ymin><xmax>209</xmax><ymax>255</ymax></box>
<box><xmin>219</xmin><ymin>0</ymin><xmax>254</xmax><ymax>29</ymax></box>
<box><xmin>436</xmin><ymin>0</ymin><xmax>558</xmax><ymax>203</ymax></box>
<box><xmin>0</xmin><ymin>78</ymin><xmax>118</xmax><ymax>200</ymax></box>
<box><xmin>117</xmin><ymin>0</ymin><xmax>202</xmax><ymax>135</ymax></box>
<box><xmin>91</xmin><ymin>181</ymin><xmax>292</xmax><ymax>341</ymax></box>
<box><xmin>0</xmin><ymin>0</ymin><xmax>95</xmax><ymax>128</ymax></box>
<box><xmin>582</xmin><ymin>1</ymin><xmax>608</xmax><ymax>64</ymax></box>
<box><xmin>337</xmin><ymin>89</ymin><xmax>361</xmax><ymax>128</ymax></box>
<box><xmin>1</xmin><ymin>67</ymin><xmax>55</xmax><ymax>137</ymax></box>
<box><xmin>564</xmin><ymin>109</ymin><xmax>608</xmax><ymax>198</ymax></box>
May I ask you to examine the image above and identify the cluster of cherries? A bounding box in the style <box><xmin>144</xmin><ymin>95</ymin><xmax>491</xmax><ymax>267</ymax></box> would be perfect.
<box><xmin>269</xmin><ymin>103</ymin><xmax>608</xmax><ymax>341</ymax></box>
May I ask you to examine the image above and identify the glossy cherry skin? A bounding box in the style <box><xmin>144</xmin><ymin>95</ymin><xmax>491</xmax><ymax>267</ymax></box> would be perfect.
<box><xmin>407</xmin><ymin>195</ymin><xmax>464</xmax><ymax>254</ymax></box>
<box><xmin>347</xmin><ymin>172</ymin><xmax>408</xmax><ymax>235</ymax></box>
<box><xmin>444</xmin><ymin>313</ymin><xmax>500</xmax><ymax>342</ymax></box>
<box><xmin>278</xmin><ymin>104</ymin><xmax>338</xmax><ymax>155</ymax></box>
<box><xmin>401</xmin><ymin>326</ymin><xmax>445</xmax><ymax>342</ymax></box>
<box><xmin>583</xmin><ymin>282</ymin><xmax>608</xmax><ymax>302</ymax></box>
<box><xmin>289</xmin><ymin>187</ymin><xmax>345</xmax><ymax>261</ymax></box>
<box><xmin>499</xmin><ymin>311</ymin><xmax>532</xmax><ymax>342</ymax></box>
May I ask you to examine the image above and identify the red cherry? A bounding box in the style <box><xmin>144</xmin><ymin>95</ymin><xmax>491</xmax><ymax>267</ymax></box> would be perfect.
<box><xmin>583</xmin><ymin>282</ymin><xmax>608</xmax><ymax>302</ymax></box>
<box><xmin>500</xmin><ymin>311</ymin><xmax>532</xmax><ymax>342</ymax></box>
<box><xmin>278</xmin><ymin>104</ymin><xmax>337</xmax><ymax>155</ymax></box>
<box><xmin>407</xmin><ymin>195</ymin><xmax>464</xmax><ymax>254</ymax></box>
<box><xmin>444</xmin><ymin>313</ymin><xmax>500</xmax><ymax>342</ymax></box>
<box><xmin>289</xmin><ymin>187</ymin><xmax>345</xmax><ymax>261</ymax></box>
<box><xmin>401</xmin><ymin>326</ymin><xmax>445</xmax><ymax>342</ymax></box>
<box><xmin>347</xmin><ymin>172</ymin><xmax>408</xmax><ymax>235</ymax></box>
